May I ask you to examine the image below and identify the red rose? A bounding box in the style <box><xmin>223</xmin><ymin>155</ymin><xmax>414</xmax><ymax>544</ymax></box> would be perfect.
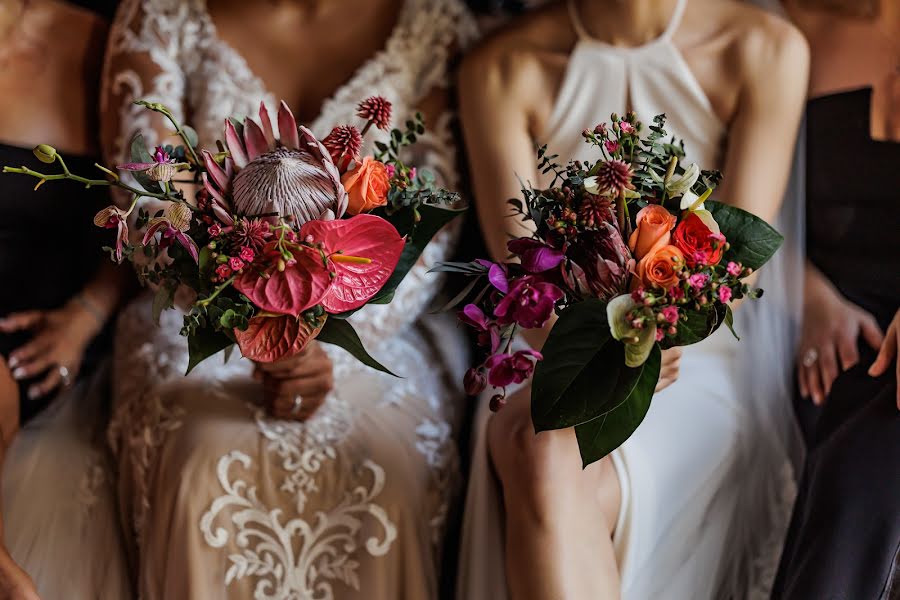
<box><xmin>672</xmin><ymin>213</ymin><xmax>725</xmax><ymax>266</ymax></box>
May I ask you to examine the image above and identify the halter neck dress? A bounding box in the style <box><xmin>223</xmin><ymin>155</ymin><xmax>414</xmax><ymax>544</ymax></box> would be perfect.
<box><xmin>458</xmin><ymin>2</ymin><xmax>765</xmax><ymax>598</ymax></box>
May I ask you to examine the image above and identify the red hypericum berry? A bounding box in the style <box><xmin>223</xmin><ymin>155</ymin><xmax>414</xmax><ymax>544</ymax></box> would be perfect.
<box><xmin>357</xmin><ymin>96</ymin><xmax>392</xmax><ymax>130</ymax></box>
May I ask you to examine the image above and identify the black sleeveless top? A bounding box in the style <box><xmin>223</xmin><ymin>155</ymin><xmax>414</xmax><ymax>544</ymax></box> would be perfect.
<box><xmin>806</xmin><ymin>88</ymin><xmax>900</xmax><ymax>327</ymax></box>
<box><xmin>0</xmin><ymin>142</ymin><xmax>112</xmax><ymax>421</ymax></box>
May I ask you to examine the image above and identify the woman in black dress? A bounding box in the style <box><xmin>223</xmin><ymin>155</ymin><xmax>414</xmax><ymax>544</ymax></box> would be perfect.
<box><xmin>774</xmin><ymin>0</ymin><xmax>900</xmax><ymax>597</ymax></box>
<box><xmin>0</xmin><ymin>1</ymin><xmax>131</xmax><ymax>598</ymax></box>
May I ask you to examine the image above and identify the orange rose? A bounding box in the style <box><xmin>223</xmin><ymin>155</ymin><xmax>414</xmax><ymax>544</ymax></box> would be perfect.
<box><xmin>341</xmin><ymin>157</ymin><xmax>390</xmax><ymax>215</ymax></box>
<box><xmin>637</xmin><ymin>244</ymin><xmax>685</xmax><ymax>290</ymax></box>
<box><xmin>628</xmin><ymin>205</ymin><xmax>677</xmax><ymax>260</ymax></box>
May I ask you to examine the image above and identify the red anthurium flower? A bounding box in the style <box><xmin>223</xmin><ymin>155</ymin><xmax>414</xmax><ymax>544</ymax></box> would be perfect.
<box><xmin>234</xmin><ymin>242</ymin><xmax>332</xmax><ymax>315</ymax></box>
<box><xmin>235</xmin><ymin>314</ymin><xmax>324</xmax><ymax>362</ymax></box>
<box><xmin>299</xmin><ymin>214</ymin><xmax>405</xmax><ymax>313</ymax></box>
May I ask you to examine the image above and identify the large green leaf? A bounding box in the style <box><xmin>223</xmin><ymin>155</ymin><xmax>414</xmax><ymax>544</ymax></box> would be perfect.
<box><xmin>372</xmin><ymin>203</ymin><xmax>465</xmax><ymax>303</ymax></box>
<box><xmin>317</xmin><ymin>318</ymin><xmax>398</xmax><ymax>377</ymax></box>
<box><xmin>706</xmin><ymin>200</ymin><xmax>783</xmax><ymax>270</ymax></box>
<box><xmin>574</xmin><ymin>345</ymin><xmax>662</xmax><ymax>467</ymax></box>
<box><xmin>186</xmin><ymin>328</ymin><xmax>234</xmax><ymax>374</ymax></box>
<box><xmin>660</xmin><ymin>304</ymin><xmax>726</xmax><ymax>349</ymax></box>
<box><xmin>531</xmin><ymin>299</ymin><xmax>647</xmax><ymax>432</ymax></box>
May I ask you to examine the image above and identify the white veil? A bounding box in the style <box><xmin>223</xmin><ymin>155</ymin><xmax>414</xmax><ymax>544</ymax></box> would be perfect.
<box><xmin>723</xmin><ymin>1</ymin><xmax>807</xmax><ymax>597</ymax></box>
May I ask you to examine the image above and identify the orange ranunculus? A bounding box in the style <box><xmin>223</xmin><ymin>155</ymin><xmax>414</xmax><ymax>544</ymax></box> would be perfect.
<box><xmin>341</xmin><ymin>157</ymin><xmax>390</xmax><ymax>215</ymax></box>
<box><xmin>637</xmin><ymin>244</ymin><xmax>685</xmax><ymax>290</ymax></box>
<box><xmin>628</xmin><ymin>205</ymin><xmax>677</xmax><ymax>260</ymax></box>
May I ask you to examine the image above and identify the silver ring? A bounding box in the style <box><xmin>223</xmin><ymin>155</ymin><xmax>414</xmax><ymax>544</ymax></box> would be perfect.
<box><xmin>801</xmin><ymin>349</ymin><xmax>819</xmax><ymax>368</ymax></box>
<box><xmin>57</xmin><ymin>365</ymin><xmax>72</xmax><ymax>387</ymax></box>
<box><xmin>290</xmin><ymin>394</ymin><xmax>304</xmax><ymax>415</ymax></box>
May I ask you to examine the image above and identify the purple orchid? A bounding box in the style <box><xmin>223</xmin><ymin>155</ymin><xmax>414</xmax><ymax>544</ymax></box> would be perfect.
<box><xmin>93</xmin><ymin>205</ymin><xmax>130</xmax><ymax>262</ymax></box>
<box><xmin>141</xmin><ymin>203</ymin><xmax>199</xmax><ymax>262</ymax></box>
<box><xmin>459</xmin><ymin>304</ymin><xmax>501</xmax><ymax>352</ymax></box>
<box><xmin>493</xmin><ymin>276</ymin><xmax>564</xmax><ymax>329</ymax></box>
<box><xmin>485</xmin><ymin>349</ymin><xmax>543</xmax><ymax>388</ymax></box>
<box><xmin>475</xmin><ymin>259</ymin><xmax>509</xmax><ymax>293</ymax></box>
<box><xmin>118</xmin><ymin>146</ymin><xmax>183</xmax><ymax>183</ymax></box>
<box><xmin>508</xmin><ymin>238</ymin><xmax>565</xmax><ymax>273</ymax></box>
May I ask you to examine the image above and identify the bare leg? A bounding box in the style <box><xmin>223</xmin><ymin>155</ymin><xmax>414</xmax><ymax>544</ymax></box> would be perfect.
<box><xmin>0</xmin><ymin>357</ymin><xmax>40</xmax><ymax>600</ymax></box>
<box><xmin>488</xmin><ymin>385</ymin><xmax>621</xmax><ymax>600</ymax></box>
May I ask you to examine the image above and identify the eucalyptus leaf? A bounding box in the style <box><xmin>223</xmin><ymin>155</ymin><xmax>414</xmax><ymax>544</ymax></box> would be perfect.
<box><xmin>182</xmin><ymin>125</ymin><xmax>199</xmax><ymax>149</ymax></box>
<box><xmin>317</xmin><ymin>319</ymin><xmax>398</xmax><ymax>377</ymax></box>
<box><xmin>707</xmin><ymin>200</ymin><xmax>784</xmax><ymax>271</ymax></box>
<box><xmin>574</xmin><ymin>345</ymin><xmax>661</xmax><ymax>466</ymax></box>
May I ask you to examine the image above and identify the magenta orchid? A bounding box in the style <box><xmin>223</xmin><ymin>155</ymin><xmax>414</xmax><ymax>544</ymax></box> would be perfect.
<box><xmin>507</xmin><ymin>238</ymin><xmax>566</xmax><ymax>273</ymax></box>
<box><xmin>494</xmin><ymin>276</ymin><xmax>564</xmax><ymax>329</ymax></box>
<box><xmin>485</xmin><ymin>349</ymin><xmax>543</xmax><ymax>388</ymax></box>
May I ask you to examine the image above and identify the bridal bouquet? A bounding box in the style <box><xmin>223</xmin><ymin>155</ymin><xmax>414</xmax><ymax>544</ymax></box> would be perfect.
<box><xmin>436</xmin><ymin>113</ymin><xmax>782</xmax><ymax>465</ymax></box>
<box><xmin>5</xmin><ymin>97</ymin><xmax>462</xmax><ymax>373</ymax></box>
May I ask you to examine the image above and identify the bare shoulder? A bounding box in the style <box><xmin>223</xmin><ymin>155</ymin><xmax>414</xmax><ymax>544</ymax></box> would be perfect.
<box><xmin>722</xmin><ymin>1</ymin><xmax>809</xmax><ymax>84</ymax></box>
<box><xmin>459</xmin><ymin>5</ymin><xmax>573</xmax><ymax>107</ymax></box>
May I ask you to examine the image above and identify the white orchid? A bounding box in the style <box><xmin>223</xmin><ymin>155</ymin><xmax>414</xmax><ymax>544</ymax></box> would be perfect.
<box><xmin>666</xmin><ymin>162</ymin><xmax>700</xmax><ymax>197</ymax></box>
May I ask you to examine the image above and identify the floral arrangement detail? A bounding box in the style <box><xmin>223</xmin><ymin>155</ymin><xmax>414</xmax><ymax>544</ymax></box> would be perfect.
<box><xmin>5</xmin><ymin>97</ymin><xmax>462</xmax><ymax>373</ymax></box>
<box><xmin>435</xmin><ymin>113</ymin><xmax>783</xmax><ymax>465</ymax></box>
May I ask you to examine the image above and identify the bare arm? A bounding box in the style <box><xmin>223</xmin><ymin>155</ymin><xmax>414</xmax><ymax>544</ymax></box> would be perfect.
<box><xmin>715</xmin><ymin>19</ymin><xmax>809</xmax><ymax>222</ymax></box>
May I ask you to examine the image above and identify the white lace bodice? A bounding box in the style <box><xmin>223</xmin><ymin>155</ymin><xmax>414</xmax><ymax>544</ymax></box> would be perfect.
<box><xmin>102</xmin><ymin>0</ymin><xmax>477</xmax><ymax>349</ymax></box>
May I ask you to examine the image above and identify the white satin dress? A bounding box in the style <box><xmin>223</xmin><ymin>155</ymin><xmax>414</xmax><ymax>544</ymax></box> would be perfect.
<box><xmin>458</xmin><ymin>1</ymin><xmax>767</xmax><ymax>598</ymax></box>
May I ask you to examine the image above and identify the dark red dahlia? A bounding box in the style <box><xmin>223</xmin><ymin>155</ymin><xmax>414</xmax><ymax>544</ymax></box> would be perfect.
<box><xmin>322</xmin><ymin>125</ymin><xmax>362</xmax><ymax>164</ymax></box>
<box><xmin>357</xmin><ymin>96</ymin><xmax>393</xmax><ymax>131</ymax></box>
<box><xmin>596</xmin><ymin>159</ymin><xmax>635</xmax><ymax>196</ymax></box>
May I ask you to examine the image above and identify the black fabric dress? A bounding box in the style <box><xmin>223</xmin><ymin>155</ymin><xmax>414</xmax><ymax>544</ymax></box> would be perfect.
<box><xmin>772</xmin><ymin>88</ymin><xmax>900</xmax><ymax>599</ymax></box>
<box><xmin>0</xmin><ymin>143</ymin><xmax>111</xmax><ymax>423</ymax></box>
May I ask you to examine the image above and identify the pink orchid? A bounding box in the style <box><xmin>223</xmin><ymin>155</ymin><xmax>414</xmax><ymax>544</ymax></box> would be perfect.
<box><xmin>485</xmin><ymin>349</ymin><xmax>543</xmax><ymax>388</ymax></box>
<box><xmin>93</xmin><ymin>205</ymin><xmax>130</xmax><ymax>262</ymax></box>
<box><xmin>494</xmin><ymin>276</ymin><xmax>564</xmax><ymax>329</ymax></box>
<box><xmin>117</xmin><ymin>146</ymin><xmax>182</xmax><ymax>183</ymax></box>
<box><xmin>141</xmin><ymin>203</ymin><xmax>200</xmax><ymax>263</ymax></box>
<box><xmin>459</xmin><ymin>304</ymin><xmax>501</xmax><ymax>352</ymax></box>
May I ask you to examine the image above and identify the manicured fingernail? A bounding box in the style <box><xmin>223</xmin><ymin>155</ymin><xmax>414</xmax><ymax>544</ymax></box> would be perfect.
<box><xmin>27</xmin><ymin>386</ymin><xmax>40</xmax><ymax>399</ymax></box>
<box><xmin>13</xmin><ymin>367</ymin><xmax>27</xmax><ymax>380</ymax></box>
<box><xmin>7</xmin><ymin>356</ymin><xmax>18</xmax><ymax>368</ymax></box>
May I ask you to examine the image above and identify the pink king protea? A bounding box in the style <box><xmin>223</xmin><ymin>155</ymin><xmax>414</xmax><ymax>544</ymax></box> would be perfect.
<box><xmin>204</xmin><ymin>101</ymin><xmax>347</xmax><ymax>225</ymax></box>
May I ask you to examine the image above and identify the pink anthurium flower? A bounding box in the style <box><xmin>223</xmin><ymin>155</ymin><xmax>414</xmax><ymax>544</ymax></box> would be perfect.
<box><xmin>235</xmin><ymin>313</ymin><xmax>325</xmax><ymax>362</ymax></box>
<box><xmin>141</xmin><ymin>203</ymin><xmax>200</xmax><ymax>262</ymax></box>
<box><xmin>299</xmin><ymin>214</ymin><xmax>405</xmax><ymax>313</ymax></box>
<box><xmin>234</xmin><ymin>241</ymin><xmax>333</xmax><ymax>315</ymax></box>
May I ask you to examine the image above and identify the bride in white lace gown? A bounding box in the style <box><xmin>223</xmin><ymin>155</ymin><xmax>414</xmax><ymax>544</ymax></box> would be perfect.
<box><xmin>100</xmin><ymin>1</ymin><xmax>476</xmax><ymax>598</ymax></box>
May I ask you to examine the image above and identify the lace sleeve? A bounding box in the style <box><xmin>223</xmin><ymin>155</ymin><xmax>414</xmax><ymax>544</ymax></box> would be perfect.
<box><xmin>100</xmin><ymin>0</ymin><xmax>192</xmax><ymax>208</ymax></box>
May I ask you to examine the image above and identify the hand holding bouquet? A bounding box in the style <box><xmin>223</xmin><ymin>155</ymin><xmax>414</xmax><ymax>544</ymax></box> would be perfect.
<box><xmin>436</xmin><ymin>113</ymin><xmax>783</xmax><ymax>465</ymax></box>
<box><xmin>5</xmin><ymin>97</ymin><xmax>462</xmax><ymax>373</ymax></box>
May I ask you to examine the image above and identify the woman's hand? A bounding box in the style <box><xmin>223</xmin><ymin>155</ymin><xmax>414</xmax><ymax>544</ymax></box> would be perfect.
<box><xmin>0</xmin><ymin>298</ymin><xmax>104</xmax><ymax>400</ymax></box>
<box><xmin>656</xmin><ymin>348</ymin><xmax>683</xmax><ymax>393</ymax></box>
<box><xmin>797</xmin><ymin>266</ymin><xmax>883</xmax><ymax>406</ymax></box>
<box><xmin>869</xmin><ymin>308</ymin><xmax>900</xmax><ymax>409</ymax></box>
<box><xmin>254</xmin><ymin>341</ymin><xmax>334</xmax><ymax>421</ymax></box>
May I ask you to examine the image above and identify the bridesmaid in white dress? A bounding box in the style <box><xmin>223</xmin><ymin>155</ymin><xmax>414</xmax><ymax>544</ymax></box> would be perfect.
<box><xmin>457</xmin><ymin>0</ymin><xmax>808</xmax><ymax>598</ymax></box>
<box><xmin>100</xmin><ymin>1</ymin><xmax>476</xmax><ymax>598</ymax></box>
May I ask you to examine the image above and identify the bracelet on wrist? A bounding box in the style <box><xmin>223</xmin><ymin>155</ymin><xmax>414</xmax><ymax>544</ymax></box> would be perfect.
<box><xmin>74</xmin><ymin>292</ymin><xmax>107</xmax><ymax>328</ymax></box>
